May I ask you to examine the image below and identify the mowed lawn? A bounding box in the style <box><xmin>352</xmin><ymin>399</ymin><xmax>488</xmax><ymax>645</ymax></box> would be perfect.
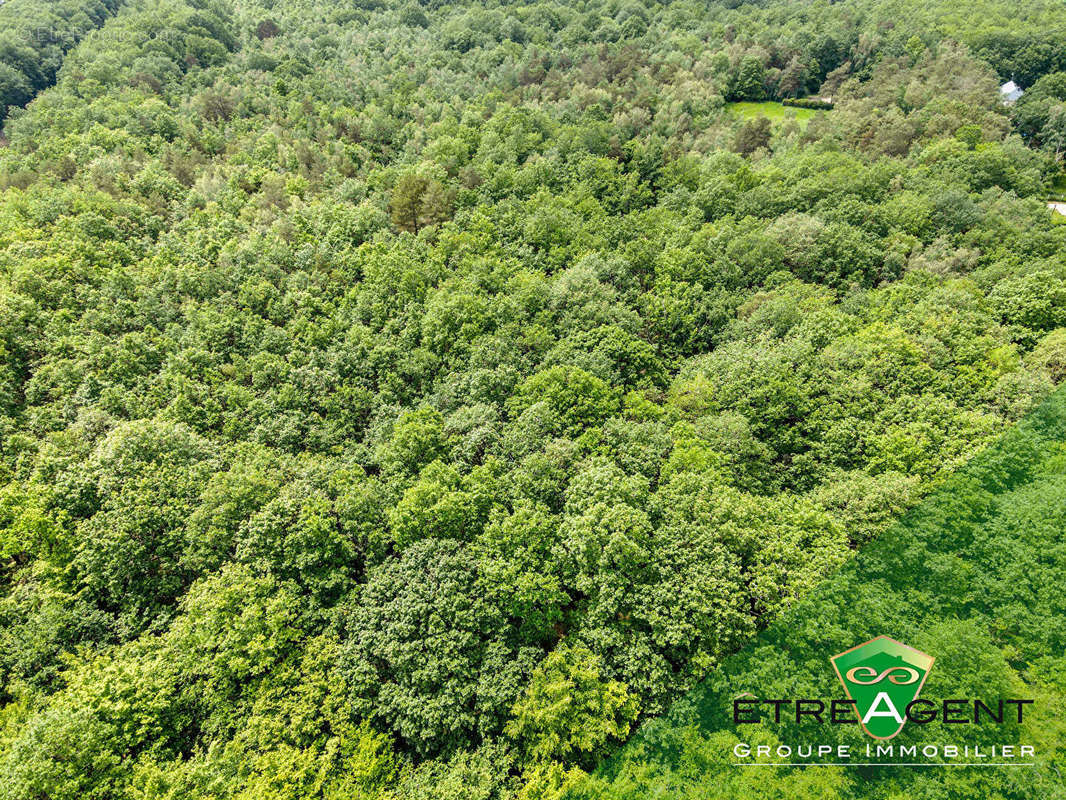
<box><xmin>725</xmin><ymin>100</ymin><xmax>823</xmax><ymax>127</ymax></box>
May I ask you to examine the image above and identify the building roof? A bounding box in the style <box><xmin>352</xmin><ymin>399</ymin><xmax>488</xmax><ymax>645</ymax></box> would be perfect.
<box><xmin>1000</xmin><ymin>80</ymin><xmax>1024</xmax><ymax>103</ymax></box>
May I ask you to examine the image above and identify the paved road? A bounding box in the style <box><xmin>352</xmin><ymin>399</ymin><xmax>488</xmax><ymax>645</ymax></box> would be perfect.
<box><xmin>1050</xmin><ymin>202</ymin><xmax>1066</xmax><ymax>215</ymax></box>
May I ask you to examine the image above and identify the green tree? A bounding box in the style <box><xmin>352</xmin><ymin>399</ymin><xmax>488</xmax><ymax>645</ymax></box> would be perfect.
<box><xmin>505</xmin><ymin>643</ymin><xmax>638</xmax><ymax>767</ymax></box>
<box><xmin>733</xmin><ymin>117</ymin><xmax>772</xmax><ymax>155</ymax></box>
<box><xmin>389</xmin><ymin>173</ymin><xmax>454</xmax><ymax>233</ymax></box>
<box><xmin>731</xmin><ymin>55</ymin><xmax>768</xmax><ymax>101</ymax></box>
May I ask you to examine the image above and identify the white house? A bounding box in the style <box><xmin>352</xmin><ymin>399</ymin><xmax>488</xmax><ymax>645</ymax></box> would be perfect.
<box><xmin>1000</xmin><ymin>80</ymin><xmax>1024</xmax><ymax>104</ymax></box>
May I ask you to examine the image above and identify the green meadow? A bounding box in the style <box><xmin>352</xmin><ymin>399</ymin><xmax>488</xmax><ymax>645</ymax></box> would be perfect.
<box><xmin>725</xmin><ymin>101</ymin><xmax>822</xmax><ymax>127</ymax></box>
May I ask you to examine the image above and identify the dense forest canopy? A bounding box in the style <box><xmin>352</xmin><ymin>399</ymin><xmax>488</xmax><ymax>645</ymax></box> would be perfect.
<box><xmin>579</xmin><ymin>384</ymin><xmax>1066</xmax><ymax>800</ymax></box>
<box><xmin>0</xmin><ymin>0</ymin><xmax>1065</xmax><ymax>798</ymax></box>
<box><xmin>0</xmin><ymin>0</ymin><xmax>125</xmax><ymax>121</ymax></box>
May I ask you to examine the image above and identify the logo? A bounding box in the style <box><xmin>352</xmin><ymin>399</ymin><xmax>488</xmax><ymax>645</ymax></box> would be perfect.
<box><xmin>731</xmin><ymin>636</ymin><xmax>1035</xmax><ymax>766</ymax></box>
<box><xmin>831</xmin><ymin>636</ymin><xmax>933</xmax><ymax>740</ymax></box>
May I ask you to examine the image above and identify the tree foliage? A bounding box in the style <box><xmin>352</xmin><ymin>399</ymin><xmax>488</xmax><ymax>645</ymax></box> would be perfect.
<box><xmin>0</xmin><ymin>0</ymin><xmax>1064</xmax><ymax>797</ymax></box>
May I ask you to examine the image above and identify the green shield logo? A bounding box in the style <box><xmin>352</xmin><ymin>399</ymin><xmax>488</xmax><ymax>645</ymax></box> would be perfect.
<box><xmin>831</xmin><ymin>636</ymin><xmax>934</xmax><ymax>740</ymax></box>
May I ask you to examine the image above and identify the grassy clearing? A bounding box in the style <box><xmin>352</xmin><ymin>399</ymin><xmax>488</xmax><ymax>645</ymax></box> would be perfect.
<box><xmin>725</xmin><ymin>100</ymin><xmax>821</xmax><ymax>127</ymax></box>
